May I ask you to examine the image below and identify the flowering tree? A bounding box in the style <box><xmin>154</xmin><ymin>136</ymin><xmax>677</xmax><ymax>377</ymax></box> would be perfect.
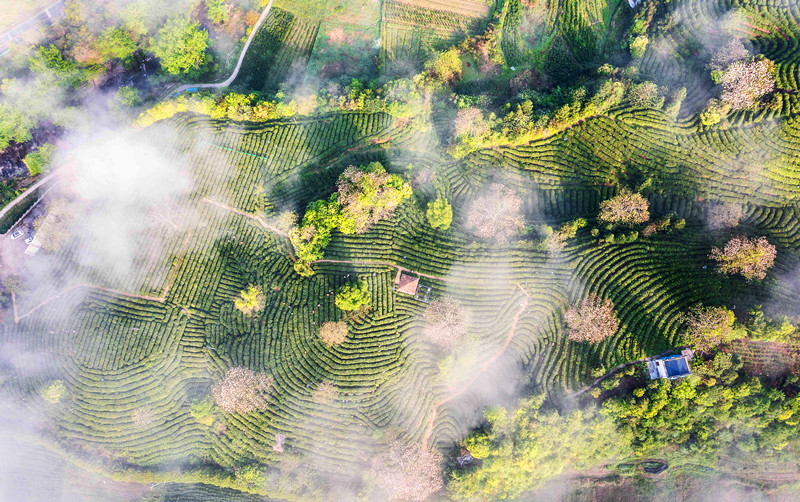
<box><xmin>212</xmin><ymin>367</ymin><xmax>272</xmax><ymax>414</ymax></box>
<box><xmin>720</xmin><ymin>59</ymin><xmax>775</xmax><ymax>110</ymax></box>
<box><xmin>564</xmin><ymin>294</ymin><xmax>619</xmax><ymax>343</ymax></box>
<box><xmin>318</xmin><ymin>321</ymin><xmax>348</xmax><ymax>346</ymax></box>
<box><xmin>683</xmin><ymin>304</ymin><xmax>739</xmax><ymax>352</ymax></box>
<box><xmin>710</xmin><ymin>235</ymin><xmax>776</xmax><ymax>280</ymax></box>
<box><xmin>599</xmin><ymin>189</ymin><xmax>650</xmax><ymax>226</ymax></box>
<box><xmin>466</xmin><ymin>184</ymin><xmax>524</xmax><ymax>241</ymax></box>
<box><xmin>709</xmin><ymin>39</ymin><xmax>749</xmax><ymax>71</ymax></box>
<box><xmin>454</xmin><ymin>107</ymin><xmax>490</xmax><ymax>139</ymax></box>
<box><xmin>423</xmin><ymin>297</ymin><xmax>469</xmax><ymax>350</ymax></box>
<box><xmin>370</xmin><ymin>442</ymin><xmax>443</xmax><ymax>501</ymax></box>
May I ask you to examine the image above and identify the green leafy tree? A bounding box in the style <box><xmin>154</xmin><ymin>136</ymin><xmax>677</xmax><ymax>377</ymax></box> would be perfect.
<box><xmin>23</xmin><ymin>143</ymin><xmax>56</xmax><ymax>176</ymax></box>
<box><xmin>95</xmin><ymin>27</ymin><xmax>137</xmax><ymax>61</ymax></box>
<box><xmin>115</xmin><ymin>86</ymin><xmax>142</xmax><ymax>108</ymax></box>
<box><xmin>206</xmin><ymin>0</ymin><xmax>230</xmax><ymax>24</ymax></box>
<box><xmin>151</xmin><ymin>18</ymin><xmax>210</xmax><ymax>76</ymax></box>
<box><xmin>426</xmin><ymin>198</ymin><xmax>452</xmax><ymax>230</ymax></box>
<box><xmin>335</xmin><ymin>280</ymin><xmax>370</xmax><ymax>311</ymax></box>
<box><xmin>234</xmin><ymin>285</ymin><xmax>266</xmax><ymax>315</ymax></box>
<box><xmin>450</xmin><ymin>395</ymin><xmax>628</xmax><ymax>499</ymax></box>
<box><xmin>0</xmin><ymin>103</ymin><xmax>36</xmax><ymax>150</ymax></box>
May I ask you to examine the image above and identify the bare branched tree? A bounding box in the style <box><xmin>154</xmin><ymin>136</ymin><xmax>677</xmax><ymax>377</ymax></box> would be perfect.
<box><xmin>318</xmin><ymin>321</ymin><xmax>348</xmax><ymax>346</ymax></box>
<box><xmin>423</xmin><ymin>297</ymin><xmax>469</xmax><ymax>350</ymax></box>
<box><xmin>683</xmin><ymin>304</ymin><xmax>738</xmax><ymax>352</ymax></box>
<box><xmin>564</xmin><ymin>294</ymin><xmax>619</xmax><ymax>343</ymax></box>
<box><xmin>466</xmin><ymin>183</ymin><xmax>523</xmax><ymax>241</ymax></box>
<box><xmin>370</xmin><ymin>441</ymin><xmax>443</xmax><ymax>501</ymax></box>
<box><xmin>599</xmin><ymin>189</ymin><xmax>649</xmax><ymax>226</ymax></box>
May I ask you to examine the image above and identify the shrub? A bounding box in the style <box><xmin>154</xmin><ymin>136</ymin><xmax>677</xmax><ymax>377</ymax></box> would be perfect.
<box><xmin>564</xmin><ymin>294</ymin><xmax>619</xmax><ymax>343</ymax></box>
<box><xmin>234</xmin><ymin>285</ymin><xmax>265</xmax><ymax>315</ymax></box>
<box><xmin>599</xmin><ymin>189</ymin><xmax>650</xmax><ymax>226</ymax></box>
<box><xmin>710</xmin><ymin>235</ymin><xmax>776</xmax><ymax>281</ymax></box>
<box><xmin>370</xmin><ymin>442</ymin><xmax>443</xmax><ymax>501</ymax></box>
<box><xmin>190</xmin><ymin>396</ymin><xmax>216</xmax><ymax>426</ymax></box>
<box><xmin>629</xmin><ymin>35</ymin><xmax>649</xmax><ymax>58</ymax></box>
<box><xmin>423</xmin><ymin>297</ymin><xmax>469</xmax><ymax>350</ymax></box>
<box><xmin>212</xmin><ymin>368</ymin><xmax>272</xmax><ymax>414</ymax></box>
<box><xmin>335</xmin><ymin>280</ymin><xmax>370</xmax><ymax>311</ymax></box>
<box><xmin>426</xmin><ymin>198</ymin><xmax>453</xmax><ymax>230</ymax></box>
<box><xmin>235</xmin><ymin>465</ymin><xmax>265</xmax><ymax>487</ymax></box>
<box><xmin>683</xmin><ymin>305</ymin><xmax>740</xmax><ymax>352</ymax></box>
<box><xmin>23</xmin><ymin>143</ymin><xmax>56</xmax><ymax>176</ymax></box>
<box><xmin>318</xmin><ymin>321</ymin><xmax>348</xmax><ymax>346</ymax></box>
<box><xmin>465</xmin><ymin>184</ymin><xmax>523</xmax><ymax>241</ymax></box>
<box><xmin>41</xmin><ymin>380</ymin><xmax>66</xmax><ymax>403</ymax></box>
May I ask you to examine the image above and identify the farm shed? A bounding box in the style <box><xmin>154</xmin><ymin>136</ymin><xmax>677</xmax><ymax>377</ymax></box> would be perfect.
<box><xmin>394</xmin><ymin>270</ymin><xmax>419</xmax><ymax>295</ymax></box>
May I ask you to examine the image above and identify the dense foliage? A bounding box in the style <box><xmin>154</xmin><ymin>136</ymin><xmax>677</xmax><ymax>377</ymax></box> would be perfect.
<box><xmin>564</xmin><ymin>294</ymin><xmax>619</xmax><ymax>343</ymax></box>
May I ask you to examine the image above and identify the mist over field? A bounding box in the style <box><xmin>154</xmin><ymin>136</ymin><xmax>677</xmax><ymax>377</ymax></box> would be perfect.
<box><xmin>3</xmin><ymin>0</ymin><xmax>800</xmax><ymax>500</ymax></box>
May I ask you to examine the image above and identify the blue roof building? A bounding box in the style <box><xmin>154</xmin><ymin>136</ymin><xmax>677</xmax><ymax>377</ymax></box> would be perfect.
<box><xmin>647</xmin><ymin>350</ymin><xmax>694</xmax><ymax>380</ymax></box>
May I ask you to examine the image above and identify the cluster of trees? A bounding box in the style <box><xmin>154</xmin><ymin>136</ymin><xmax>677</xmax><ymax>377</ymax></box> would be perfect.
<box><xmin>711</xmin><ymin>235</ymin><xmax>776</xmax><ymax>281</ymax></box>
<box><xmin>603</xmin><ymin>352</ymin><xmax>800</xmax><ymax>458</ymax></box>
<box><xmin>564</xmin><ymin>294</ymin><xmax>619</xmax><ymax>343</ymax></box>
<box><xmin>212</xmin><ymin>367</ymin><xmax>272</xmax><ymax>414</ymax></box>
<box><xmin>136</xmin><ymin>78</ymin><xmax>431</xmax><ymax>127</ymax></box>
<box><xmin>683</xmin><ymin>304</ymin><xmax>797</xmax><ymax>351</ymax></box>
<box><xmin>451</xmin><ymin>395</ymin><xmax>627</xmax><ymax>499</ymax></box>
<box><xmin>290</xmin><ymin>163</ymin><xmax>411</xmax><ymax>276</ymax></box>
<box><xmin>708</xmin><ymin>40</ymin><xmax>775</xmax><ymax>111</ymax></box>
<box><xmin>541</xmin><ymin>217</ymin><xmax>587</xmax><ymax>252</ymax></box>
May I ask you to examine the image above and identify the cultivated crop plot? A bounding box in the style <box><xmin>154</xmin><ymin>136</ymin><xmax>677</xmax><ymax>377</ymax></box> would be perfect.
<box><xmin>4</xmin><ymin>0</ymin><xmax>800</xmax><ymax>500</ymax></box>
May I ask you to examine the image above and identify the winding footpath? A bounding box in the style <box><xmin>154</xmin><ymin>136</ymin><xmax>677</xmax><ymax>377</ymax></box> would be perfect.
<box><xmin>157</xmin><ymin>0</ymin><xmax>274</xmax><ymax>100</ymax></box>
<box><xmin>422</xmin><ymin>284</ymin><xmax>531</xmax><ymax>448</ymax></box>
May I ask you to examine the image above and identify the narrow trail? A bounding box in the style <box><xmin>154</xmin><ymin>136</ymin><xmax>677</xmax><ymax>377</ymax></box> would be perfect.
<box><xmin>313</xmin><ymin>259</ymin><xmax>450</xmax><ymax>282</ymax></box>
<box><xmin>12</xmin><ymin>233</ymin><xmax>192</xmax><ymax>323</ymax></box>
<box><xmin>157</xmin><ymin>0</ymin><xmax>274</xmax><ymax>100</ymax></box>
<box><xmin>13</xmin><ymin>285</ymin><xmax>164</xmax><ymax>323</ymax></box>
<box><xmin>422</xmin><ymin>284</ymin><xmax>530</xmax><ymax>448</ymax></box>
<box><xmin>202</xmin><ymin>197</ymin><xmax>296</xmax><ymax>261</ymax></box>
<box><xmin>570</xmin><ymin>346</ymin><xmax>689</xmax><ymax>397</ymax></box>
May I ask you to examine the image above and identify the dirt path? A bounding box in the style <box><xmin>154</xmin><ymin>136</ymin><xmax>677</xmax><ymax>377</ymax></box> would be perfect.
<box><xmin>313</xmin><ymin>259</ymin><xmax>450</xmax><ymax>282</ymax></box>
<box><xmin>157</xmin><ymin>0</ymin><xmax>274</xmax><ymax>100</ymax></box>
<box><xmin>422</xmin><ymin>284</ymin><xmax>530</xmax><ymax>448</ymax></box>
<box><xmin>570</xmin><ymin>346</ymin><xmax>689</xmax><ymax>397</ymax></box>
<box><xmin>12</xmin><ymin>233</ymin><xmax>192</xmax><ymax>322</ymax></box>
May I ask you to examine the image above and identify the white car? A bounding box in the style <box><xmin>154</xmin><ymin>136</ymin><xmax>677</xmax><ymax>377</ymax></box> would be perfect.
<box><xmin>25</xmin><ymin>234</ymin><xmax>35</xmax><ymax>245</ymax></box>
<box><xmin>10</xmin><ymin>229</ymin><xmax>23</xmax><ymax>240</ymax></box>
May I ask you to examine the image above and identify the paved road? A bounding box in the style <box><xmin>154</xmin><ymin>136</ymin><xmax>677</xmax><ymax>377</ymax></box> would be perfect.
<box><xmin>0</xmin><ymin>0</ymin><xmax>65</xmax><ymax>57</ymax></box>
<box><xmin>158</xmin><ymin>0</ymin><xmax>274</xmax><ymax>100</ymax></box>
<box><xmin>0</xmin><ymin>172</ymin><xmax>60</xmax><ymax>235</ymax></box>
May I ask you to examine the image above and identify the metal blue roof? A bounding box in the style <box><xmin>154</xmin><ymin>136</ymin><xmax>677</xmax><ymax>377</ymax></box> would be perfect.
<box><xmin>663</xmin><ymin>357</ymin><xmax>690</xmax><ymax>378</ymax></box>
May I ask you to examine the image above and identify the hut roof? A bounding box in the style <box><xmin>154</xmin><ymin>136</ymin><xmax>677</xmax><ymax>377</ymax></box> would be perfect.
<box><xmin>396</xmin><ymin>272</ymin><xmax>420</xmax><ymax>295</ymax></box>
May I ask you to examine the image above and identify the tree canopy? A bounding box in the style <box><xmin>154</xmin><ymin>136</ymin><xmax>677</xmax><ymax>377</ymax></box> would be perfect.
<box><xmin>564</xmin><ymin>294</ymin><xmax>619</xmax><ymax>343</ymax></box>
<box><xmin>711</xmin><ymin>235</ymin><xmax>776</xmax><ymax>281</ymax></box>
<box><xmin>335</xmin><ymin>280</ymin><xmax>370</xmax><ymax>311</ymax></box>
<box><xmin>450</xmin><ymin>395</ymin><xmax>627</xmax><ymax>499</ymax></box>
<box><xmin>599</xmin><ymin>189</ymin><xmax>650</xmax><ymax>226</ymax></box>
<box><xmin>234</xmin><ymin>285</ymin><xmax>266</xmax><ymax>315</ymax></box>
<box><xmin>151</xmin><ymin>18</ymin><xmax>210</xmax><ymax>76</ymax></box>
<box><xmin>426</xmin><ymin>198</ymin><xmax>453</xmax><ymax>230</ymax></box>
